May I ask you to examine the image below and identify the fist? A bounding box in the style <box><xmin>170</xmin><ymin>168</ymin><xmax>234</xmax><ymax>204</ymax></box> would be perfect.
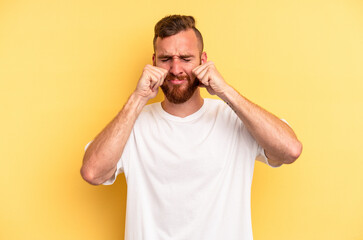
<box><xmin>135</xmin><ymin>64</ymin><xmax>168</xmax><ymax>101</ymax></box>
<box><xmin>192</xmin><ymin>61</ymin><xmax>228</xmax><ymax>97</ymax></box>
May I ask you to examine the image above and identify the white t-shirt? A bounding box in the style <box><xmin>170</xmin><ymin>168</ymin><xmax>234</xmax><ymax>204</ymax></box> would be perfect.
<box><xmin>85</xmin><ymin>98</ymin><xmax>280</xmax><ymax>240</ymax></box>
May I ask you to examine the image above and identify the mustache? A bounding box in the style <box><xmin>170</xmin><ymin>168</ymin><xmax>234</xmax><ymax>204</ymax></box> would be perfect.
<box><xmin>165</xmin><ymin>73</ymin><xmax>190</xmax><ymax>81</ymax></box>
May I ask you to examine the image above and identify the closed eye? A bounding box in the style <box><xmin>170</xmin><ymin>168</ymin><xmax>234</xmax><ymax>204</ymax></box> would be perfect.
<box><xmin>181</xmin><ymin>58</ymin><xmax>191</xmax><ymax>62</ymax></box>
<box><xmin>160</xmin><ymin>58</ymin><xmax>171</xmax><ymax>62</ymax></box>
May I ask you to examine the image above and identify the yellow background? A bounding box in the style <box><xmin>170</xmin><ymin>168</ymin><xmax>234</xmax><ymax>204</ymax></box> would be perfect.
<box><xmin>1</xmin><ymin>0</ymin><xmax>362</xmax><ymax>239</ymax></box>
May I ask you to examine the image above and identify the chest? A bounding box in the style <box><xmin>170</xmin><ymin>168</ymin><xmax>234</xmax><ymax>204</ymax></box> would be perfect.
<box><xmin>130</xmin><ymin>117</ymin><xmax>247</xmax><ymax>185</ymax></box>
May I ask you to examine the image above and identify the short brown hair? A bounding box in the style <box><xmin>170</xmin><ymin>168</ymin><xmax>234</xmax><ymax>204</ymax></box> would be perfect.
<box><xmin>153</xmin><ymin>15</ymin><xmax>204</xmax><ymax>53</ymax></box>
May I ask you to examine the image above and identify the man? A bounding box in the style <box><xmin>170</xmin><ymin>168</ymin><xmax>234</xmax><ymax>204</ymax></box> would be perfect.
<box><xmin>81</xmin><ymin>15</ymin><xmax>302</xmax><ymax>239</ymax></box>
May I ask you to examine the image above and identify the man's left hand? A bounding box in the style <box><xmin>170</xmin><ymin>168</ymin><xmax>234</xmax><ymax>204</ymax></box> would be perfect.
<box><xmin>192</xmin><ymin>61</ymin><xmax>229</xmax><ymax>98</ymax></box>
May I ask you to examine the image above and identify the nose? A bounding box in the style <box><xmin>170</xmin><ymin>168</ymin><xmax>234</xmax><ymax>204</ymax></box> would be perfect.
<box><xmin>169</xmin><ymin>59</ymin><xmax>183</xmax><ymax>76</ymax></box>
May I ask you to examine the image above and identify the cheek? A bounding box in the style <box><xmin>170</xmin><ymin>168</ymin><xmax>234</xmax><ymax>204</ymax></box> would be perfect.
<box><xmin>156</xmin><ymin>62</ymin><xmax>170</xmax><ymax>71</ymax></box>
<box><xmin>183</xmin><ymin>62</ymin><xmax>197</xmax><ymax>71</ymax></box>
<box><xmin>185</xmin><ymin>63</ymin><xmax>199</xmax><ymax>76</ymax></box>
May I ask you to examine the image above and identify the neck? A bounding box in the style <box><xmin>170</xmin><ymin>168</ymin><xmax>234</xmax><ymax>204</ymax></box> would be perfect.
<box><xmin>161</xmin><ymin>88</ymin><xmax>204</xmax><ymax>118</ymax></box>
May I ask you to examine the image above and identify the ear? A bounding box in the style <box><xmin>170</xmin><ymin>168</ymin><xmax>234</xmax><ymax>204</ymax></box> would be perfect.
<box><xmin>201</xmin><ymin>52</ymin><xmax>207</xmax><ymax>64</ymax></box>
<box><xmin>152</xmin><ymin>53</ymin><xmax>156</xmax><ymax>66</ymax></box>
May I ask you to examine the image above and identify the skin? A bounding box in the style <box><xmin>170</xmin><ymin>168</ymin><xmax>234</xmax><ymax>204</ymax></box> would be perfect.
<box><xmin>80</xmin><ymin>28</ymin><xmax>302</xmax><ymax>185</ymax></box>
<box><xmin>153</xmin><ymin>29</ymin><xmax>207</xmax><ymax>116</ymax></box>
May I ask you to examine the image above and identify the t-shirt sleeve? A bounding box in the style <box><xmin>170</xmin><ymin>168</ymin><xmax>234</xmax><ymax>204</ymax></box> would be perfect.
<box><xmin>255</xmin><ymin>144</ymin><xmax>282</xmax><ymax>168</ymax></box>
<box><xmin>102</xmin><ymin>156</ymin><xmax>125</xmax><ymax>185</ymax></box>
<box><xmin>102</xmin><ymin>136</ymin><xmax>133</xmax><ymax>185</ymax></box>
<box><xmin>255</xmin><ymin>118</ymin><xmax>290</xmax><ymax>168</ymax></box>
<box><xmin>83</xmin><ymin>138</ymin><xmax>129</xmax><ymax>185</ymax></box>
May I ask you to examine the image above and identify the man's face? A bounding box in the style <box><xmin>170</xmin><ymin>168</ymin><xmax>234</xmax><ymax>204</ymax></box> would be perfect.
<box><xmin>153</xmin><ymin>29</ymin><xmax>207</xmax><ymax>104</ymax></box>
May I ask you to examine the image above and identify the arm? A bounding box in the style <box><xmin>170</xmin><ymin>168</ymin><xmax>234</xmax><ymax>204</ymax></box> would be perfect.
<box><xmin>192</xmin><ymin>62</ymin><xmax>302</xmax><ymax>166</ymax></box>
<box><xmin>220</xmin><ymin>86</ymin><xmax>302</xmax><ymax>166</ymax></box>
<box><xmin>81</xmin><ymin>65</ymin><xmax>167</xmax><ymax>185</ymax></box>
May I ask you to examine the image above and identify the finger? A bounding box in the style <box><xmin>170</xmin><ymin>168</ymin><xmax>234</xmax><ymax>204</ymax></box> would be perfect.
<box><xmin>148</xmin><ymin>66</ymin><xmax>168</xmax><ymax>89</ymax></box>
<box><xmin>194</xmin><ymin>64</ymin><xmax>213</xmax><ymax>86</ymax></box>
<box><xmin>158</xmin><ymin>73</ymin><xmax>166</xmax><ymax>88</ymax></box>
<box><xmin>199</xmin><ymin>72</ymin><xmax>211</xmax><ymax>87</ymax></box>
<box><xmin>149</xmin><ymin>65</ymin><xmax>168</xmax><ymax>79</ymax></box>
<box><xmin>155</xmin><ymin>67</ymin><xmax>168</xmax><ymax>86</ymax></box>
<box><xmin>193</xmin><ymin>64</ymin><xmax>213</xmax><ymax>84</ymax></box>
<box><xmin>193</xmin><ymin>61</ymin><xmax>213</xmax><ymax>73</ymax></box>
<box><xmin>146</xmin><ymin>66</ymin><xmax>167</xmax><ymax>86</ymax></box>
<box><xmin>152</xmin><ymin>77</ymin><xmax>163</xmax><ymax>91</ymax></box>
<box><xmin>146</xmin><ymin>71</ymin><xmax>164</xmax><ymax>92</ymax></box>
<box><xmin>195</xmin><ymin>67</ymin><xmax>210</xmax><ymax>83</ymax></box>
<box><xmin>146</xmin><ymin>70</ymin><xmax>160</xmax><ymax>89</ymax></box>
<box><xmin>154</xmin><ymin>66</ymin><xmax>169</xmax><ymax>75</ymax></box>
<box><xmin>151</xmin><ymin>72</ymin><xmax>165</xmax><ymax>91</ymax></box>
<box><xmin>192</xmin><ymin>61</ymin><xmax>214</xmax><ymax>76</ymax></box>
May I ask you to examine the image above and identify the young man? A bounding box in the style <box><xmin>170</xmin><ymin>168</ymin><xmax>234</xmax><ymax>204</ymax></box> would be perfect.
<box><xmin>81</xmin><ymin>15</ymin><xmax>302</xmax><ymax>239</ymax></box>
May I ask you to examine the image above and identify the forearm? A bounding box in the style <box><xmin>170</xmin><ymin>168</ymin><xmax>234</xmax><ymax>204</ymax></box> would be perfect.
<box><xmin>81</xmin><ymin>92</ymin><xmax>147</xmax><ymax>185</ymax></box>
<box><xmin>220</xmin><ymin>85</ymin><xmax>302</xmax><ymax>165</ymax></box>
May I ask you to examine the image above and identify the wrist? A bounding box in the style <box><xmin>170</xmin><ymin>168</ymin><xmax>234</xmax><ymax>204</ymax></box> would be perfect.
<box><xmin>129</xmin><ymin>91</ymin><xmax>149</xmax><ymax>113</ymax></box>
<box><xmin>218</xmin><ymin>84</ymin><xmax>236</xmax><ymax>104</ymax></box>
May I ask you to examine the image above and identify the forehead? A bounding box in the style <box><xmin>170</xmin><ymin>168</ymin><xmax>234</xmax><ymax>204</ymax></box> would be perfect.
<box><xmin>154</xmin><ymin>29</ymin><xmax>200</xmax><ymax>56</ymax></box>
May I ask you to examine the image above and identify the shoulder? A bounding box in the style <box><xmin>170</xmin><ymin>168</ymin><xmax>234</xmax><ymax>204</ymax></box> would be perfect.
<box><xmin>204</xmin><ymin>98</ymin><xmax>225</xmax><ymax>107</ymax></box>
<box><xmin>140</xmin><ymin>102</ymin><xmax>160</xmax><ymax>116</ymax></box>
<box><xmin>204</xmin><ymin>98</ymin><xmax>230</xmax><ymax>113</ymax></box>
<box><xmin>204</xmin><ymin>98</ymin><xmax>239</xmax><ymax>121</ymax></box>
<box><xmin>134</xmin><ymin>102</ymin><xmax>162</xmax><ymax>126</ymax></box>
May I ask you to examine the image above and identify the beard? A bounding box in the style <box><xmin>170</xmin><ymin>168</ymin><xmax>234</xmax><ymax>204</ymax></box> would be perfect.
<box><xmin>161</xmin><ymin>73</ymin><xmax>199</xmax><ymax>104</ymax></box>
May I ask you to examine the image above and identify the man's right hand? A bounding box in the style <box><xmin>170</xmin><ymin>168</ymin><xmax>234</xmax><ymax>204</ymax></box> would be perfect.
<box><xmin>81</xmin><ymin>65</ymin><xmax>167</xmax><ymax>185</ymax></box>
<box><xmin>134</xmin><ymin>64</ymin><xmax>168</xmax><ymax>101</ymax></box>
